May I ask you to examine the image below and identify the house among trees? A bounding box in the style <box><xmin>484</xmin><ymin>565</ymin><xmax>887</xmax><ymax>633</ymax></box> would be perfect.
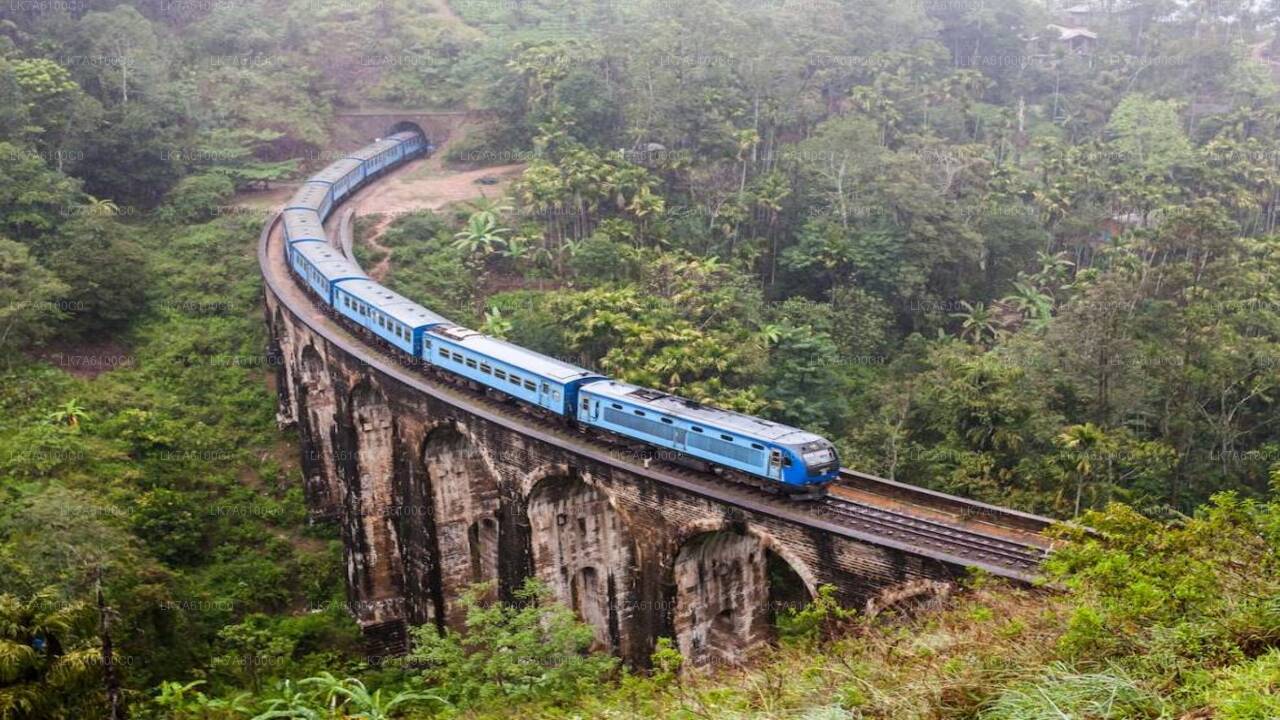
<box><xmin>1046</xmin><ymin>24</ymin><xmax>1099</xmax><ymax>54</ymax></box>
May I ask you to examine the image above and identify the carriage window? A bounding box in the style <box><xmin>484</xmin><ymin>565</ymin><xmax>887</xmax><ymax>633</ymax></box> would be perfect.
<box><xmin>721</xmin><ymin>434</ymin><xmax>734</xmax><ymax>442</ymax></box>
<box><xmin>465</xmin><ymin>358</ymin><xmax>477</xmax><ymax>369</ymax></box>
<box><xmin>451</xmin><ymin>352</ymin><xmax>463</xmax><ymax>362</ymax></box>
<box><xmin>611</xmin><ymin>403</ymin><xmax>623</xmax><ymax>410</ymax></box>
<box><xmin>438</xmin><ymin>347</ymin><xmax>448</xmax><ymax>358</ymax></box>
<box><xmin>523</xmin><ymin>380</ymin><xmax>536</xmax><ymax>391</ymax></box>
<box><xmin>633</xmin><ymin>410</ymin><xmax>645</xmax><ymax>416</ymax></box>
<box><xmin>494</xmin><ymin>369</ymin><xmax>507</xmax><ymax>380</ymax></box>
<box><xmin>479</xmin><ymin>363</ymin><xmax>492</xmax><ymax>374</ymax></box>
<box><xmin>751</xmin><ymin>443</ymin><xmax>765</xmax><ymax>450</ymax></box>
<box><xmin>661</xmin><ymin>418</ymin><xmax>674</xmax><ymax>424</ymax></box>
<box><xmin>691</xmin><ymin>427</ymin><xmax>703</xmax><ymax>433</ymax></box>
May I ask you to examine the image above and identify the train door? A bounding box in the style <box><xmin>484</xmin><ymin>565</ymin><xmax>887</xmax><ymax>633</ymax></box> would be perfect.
<box><xmin>539</xmin><ymin>382</ymin><xmax>555</xmax><ymax>411</ymax></box>
<box><xmin>767</xmin><ymin>448</ymin><xmax>784</xmax><ymax>481</ymax></box>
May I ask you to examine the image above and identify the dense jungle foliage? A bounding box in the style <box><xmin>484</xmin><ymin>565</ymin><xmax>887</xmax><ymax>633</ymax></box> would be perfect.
<box><xmin>2</xmin><ymin>0</ymin><xmax>1280</xmax><ymax>717</ymax></box>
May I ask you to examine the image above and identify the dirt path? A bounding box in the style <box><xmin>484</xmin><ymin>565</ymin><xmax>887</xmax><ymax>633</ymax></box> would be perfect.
<box><xmin>337</xmin><ymin>128</ymin><xmax>526</xmax><ymax>280</ymax></box>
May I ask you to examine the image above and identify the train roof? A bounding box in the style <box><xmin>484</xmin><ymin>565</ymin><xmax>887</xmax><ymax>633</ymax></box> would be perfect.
<box><xmin>580</xmin><ymin>380</ymin><xmax>830</xmax><ymax>447</ymax></box>
<box><xmin>282</xmin><ymin>209</ymin><xmax>325</xmax><ymax>242</ymax></box>
<box><xmin>387</xmin><ymin>131</ymin><xmax>421</xmax><ymax>142</ymax></box>
<box><xmin>426</xmin><ymin>325</ymin><xmax>602</xmax><ymax>383</ymax></box>
<box><xmin>309</xmin><ymin>158</ymin><xmax>364</xmax><ymax>185</ymax></box>
<box><xmin>346</xmin><ymin>138</ymin><xmax>403</xmax><ymax>161</ymax></box>
<box><xmin>293</xmin><ymin>241</ymin><xmax>369</xmax><ymax>282</ymax></box>
<box><xmin>338</xmin><ymin>280</ymin><xmax>452</xmax><ymax>328</ymax></box>
<box><xmin>287</xmin><ymin>182</ymin><xmax>330</xmax><ymax>212</ymax></box>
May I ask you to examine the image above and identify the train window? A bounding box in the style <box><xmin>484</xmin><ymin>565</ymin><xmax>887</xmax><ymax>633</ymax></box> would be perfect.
<box><xmin>691</xmin><ymin>427</ymin><xmax>703</xmax><ymax>433</ymax></box>
<box><xmin>611</xmin><ymin>403</ymin><xmax>623</xmax><ymax>410</ymax></box>
<box><xmin>494</xmin><ymin>369</ymin><xmax>507</xmax><ymax>380</ymax></box>
<box><xmin>720</xmin><ymin>434</ymin><xmax>734</xmax><ymax>442</ymax></box>
<box><xmin>451</xmin><ymin>352</ymin><xmax>463</xmax><ymax>362</ymax></box>
<box><xmin>661</xmin><ymin>417</ymin><xmax>674</xmax><ymax>424</ymax></box>
<box><xmin>480</xmin><ymin>363</ymin><xmax>492</xmax><ymax>374</ymax></box>
<box><xmin>553</xmin><ymin>391</ymin><xmax>560</xmax><ymax>401</ymax></box>
<box><xmin>542</xmin><ymin>383</ymin><xmax>550</xmax><ymax>393</ymax></box>
<box><xmin>508</xmin><ymin>374</ymin><xmax>521</xmax><ymax>385</ymax></box>
<box><xmin>424</xmin><ymin>341</ymin><xmax>431</xmax><ymax>350</ymax></box>
<box><xmin>377</xmin><ymin>315</ymin><xmax>385</xmax><ymax>328</ymax></box>
<box><xmin>465</xmin><ymin>358</ymin><xmax>477</xmax><ymax>369</ymax></box>
<box><xmin>783</xmin><ymin>456</ymin><xmax>793</xmax><ymax>467</ymax></box>
<box><xmin>438</xmin><ymin>347</ymin><xmax>448</xmax><ymax>358</ymax></box>
<box><xmin>751</xmin><ymin>443</ymin><xmax>765</xmax><ymax>450</ymax></box>
<box><xmin>524</xmin><ymin>380</ymin><xmax>536</xmax><ymax>391</ymax></box>
<box><xmin>633</xmin><ymin>409</ymin><xmax>645</xmax><ymax>416</ymax></box>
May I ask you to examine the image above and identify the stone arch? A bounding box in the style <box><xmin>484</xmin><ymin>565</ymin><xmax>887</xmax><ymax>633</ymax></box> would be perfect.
<box><xmin>526</xmin><ymin>473</ymin><xmax>635</xmax><ymax>658</ymax></box>
<box><xmin>421</xmin><ymin>423</ymin><xmax>503</xmax><ymax>627</ymax></box>
<box><xmin>671</xmin><ymin>528</ymin><xmax>813</xmax><ymax>669</ymax></box>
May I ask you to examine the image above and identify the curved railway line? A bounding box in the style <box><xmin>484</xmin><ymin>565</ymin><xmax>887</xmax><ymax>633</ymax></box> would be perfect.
<box><xmin>261</xmin><ymin>132</ymin><xmax>1060</xmax><ymax>585</ymax></box>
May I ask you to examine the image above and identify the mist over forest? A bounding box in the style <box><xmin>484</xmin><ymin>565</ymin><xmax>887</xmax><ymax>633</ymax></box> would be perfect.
<box><xmin>3</xmin><ymin>0</ymin><xmax>1280</xmax><ymax>717</ymax></box>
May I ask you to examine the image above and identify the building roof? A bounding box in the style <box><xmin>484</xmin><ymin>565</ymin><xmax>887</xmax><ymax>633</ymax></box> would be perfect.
<box><xmin>1048</xmin><ymin>24</ymin><xmax>1098</xmax><ymax>40</ymax></box>
<box><xmin>580</xmin><ymin>379</ymin><xmax>829</xmax><ymax>447</ymax></box>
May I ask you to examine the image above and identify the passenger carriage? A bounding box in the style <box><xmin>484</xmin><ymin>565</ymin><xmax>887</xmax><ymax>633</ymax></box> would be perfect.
<box><xmin>288</xmin><ymin>241</ymin><xmax>369</xmax><ymax>306</ymax></box>
<box><xmin>576</xmin><ymin>380</ymin><xmax>840</xmax><ymax>489</ymax></box>
<box><xmin>421</xmin><ymin>325</ymin><xmax>603</xmax><ymax>416</ymax></box>
<box><xmin>334</xmin><ymin>280</ymin><xmax>451</xmax><ymax>356</ymax></box>
<box><xmin>346</xmin><ymin>138</ymin><xmax>405</xmax><ymax>178</ymax></box>
<box><xmin>287</xmin><ymin>182</ymin><xmax>335</xmax><ymax>220</ymax></box>
<box><xmin>308</xmin><ymin>158</ymin><xmax>366</xmax><ymax>207</ymax></box>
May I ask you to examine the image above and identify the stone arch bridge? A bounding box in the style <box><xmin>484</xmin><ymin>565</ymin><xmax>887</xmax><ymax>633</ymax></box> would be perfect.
<box><xmin>260</xmin><ymin>123</ymin><xmax>1055</xmax><ymax>667</ymax></box>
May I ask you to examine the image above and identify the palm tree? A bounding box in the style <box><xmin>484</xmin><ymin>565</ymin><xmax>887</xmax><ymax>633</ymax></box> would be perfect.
<box><xmin>84</xmin><ymin>197</ymin><xmax>120</xmax><ymax>219</ymax></box>
<box><xmin>481</xmin><ymin>308</ymin><xmax>513</xmax><ymax>339</ymax></box>
<box><xmin>950</xmin><ymin>301</ymin><xmax>1002</xmax><ymax>346</ymax></box>
<box><xmin>46</xmin><ymin>399</ymin><xmax>89</xmax><ymax>429</ymax></box>
<box><xmin>1056</xmin><ymin>423</ymin><xmax>1112</xmax><ymax>518</ymax></box>
<box><xmin>452</xmin><ymin>213</ymin><xmax>511</xmax><ymax>257</ymax></box>
<box><xmin>0</xmin><ymin>590</ymin><xmax>100</xmax><ymax>719</ymax></box>
<box><xmin>1002</xmin><ymin>280</ymin><xmax>1055</xmax><ymax>332</ymax></box>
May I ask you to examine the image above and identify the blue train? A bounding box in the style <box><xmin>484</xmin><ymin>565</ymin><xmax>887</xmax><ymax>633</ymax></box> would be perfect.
<box><xmin>282</xmin><ymin>130</ymin><xmax>840</xmax><ymax>493</ymax></box>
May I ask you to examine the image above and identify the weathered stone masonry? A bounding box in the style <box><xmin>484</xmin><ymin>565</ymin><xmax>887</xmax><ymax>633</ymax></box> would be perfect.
<box><xmin>264</xmin><ymin>288</ymin><xmax>967</xmax><ymax>667</ymax></box>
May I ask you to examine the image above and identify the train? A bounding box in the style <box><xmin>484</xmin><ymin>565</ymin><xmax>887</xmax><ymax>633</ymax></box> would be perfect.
<box><xmin>282</xmin><ymin>129</ymin><xmax>841</xmax><ymax>494</ymax></box>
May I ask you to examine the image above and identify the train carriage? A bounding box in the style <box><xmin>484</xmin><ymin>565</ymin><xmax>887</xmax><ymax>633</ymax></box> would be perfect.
<box><xmin>422</xmin><ymin>325</ymin><xmax>603</xmax><ymax>415</ymax></box>
<box><xmin>308</xmin><ymin>158</ymin><xmax>365</xmax><ymax>206</ymax></box>
<box><xmin>287</xmin><ymin>182</ymin><xmax>335</xmax><ymax>219</ymax></box>
<box><xmin>282</xmin><ymin>209</ymin><xmax>325</xmax><ymax>244</ymax></box>
<box><xmin>347</xmin><ymin>138</ymin><xmax>404</xmax><ymax>177</ymax></box>
<box><xmin>289</xmin><ymin>241</ymin><xmax>368</xmax><ymax>305</ymax></box>
<box><xmin>576</xmin><ymin>380</ymin><xmax>839</xmax><ymax>488</ymax></box>
<box><xmin>388</xmin><ymin>131</ymin><xmax>428</xmax><ymax>158</ymax></box>
<box><xmin>335</xmin><ymin>280</ymin><xmax>451</xmax><ymax>356</ymax></box>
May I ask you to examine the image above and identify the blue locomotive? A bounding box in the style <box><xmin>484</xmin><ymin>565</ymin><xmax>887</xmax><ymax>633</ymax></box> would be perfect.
<box><xmin>282</xmin><ymin>130</ymin><xmax>840</xmax><ymax>493</ymax></box>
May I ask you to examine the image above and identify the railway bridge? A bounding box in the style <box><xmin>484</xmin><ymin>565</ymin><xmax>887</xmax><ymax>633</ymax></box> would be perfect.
<box><xmin>260</xmin><ymin>122</ymin><xmax>1057</xmax><ymax>668</ymax></box>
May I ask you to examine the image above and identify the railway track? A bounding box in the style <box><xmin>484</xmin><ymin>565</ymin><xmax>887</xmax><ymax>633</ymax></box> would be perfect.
<box><xmin>819</xmin><ymin>495</ymin><xmax>1048</xmax><ymax>575</ymax></box>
